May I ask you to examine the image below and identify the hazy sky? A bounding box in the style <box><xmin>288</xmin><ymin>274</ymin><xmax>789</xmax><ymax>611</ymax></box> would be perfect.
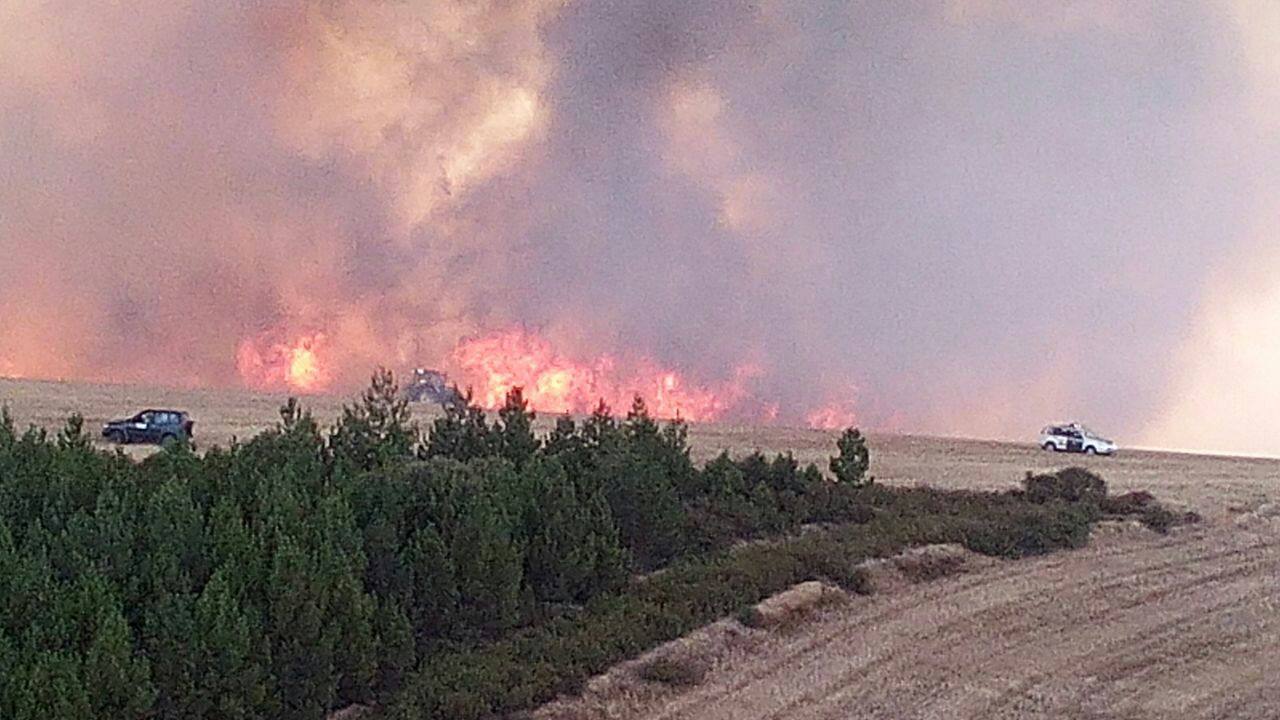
<box><xmin>2</xmin><ymin>1</ymin><xmax>1278</xmax><ymax>453</ymax></box>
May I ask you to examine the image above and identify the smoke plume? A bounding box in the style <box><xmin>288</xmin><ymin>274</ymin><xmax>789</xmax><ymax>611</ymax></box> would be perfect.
<box><xmin>2</xmin><ymin>1</ymin><xmax>1278</xmax><ymax>446</ymax></box>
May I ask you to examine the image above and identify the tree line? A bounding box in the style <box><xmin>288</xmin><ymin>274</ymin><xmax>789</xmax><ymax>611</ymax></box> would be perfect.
<box><xmin>0</xmin><ymin>371</ymin><xmax>872</xmax><ymax>720</ymax></box>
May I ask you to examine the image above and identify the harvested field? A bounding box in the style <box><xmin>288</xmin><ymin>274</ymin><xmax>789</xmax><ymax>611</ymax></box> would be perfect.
<box><xmin>4</xmin><ymin>377</ymin><xmax>1279</xmax><ymax>718</ymax></box>
<box><xmin>2</xmin><ymin>377</ymin><xmax>1275</xmax><ymax>520</ymax></box>
<box><xmin>550</xmin><ymin>525</ymin><xmax>1280</xmax><ymax>720</ymax></box>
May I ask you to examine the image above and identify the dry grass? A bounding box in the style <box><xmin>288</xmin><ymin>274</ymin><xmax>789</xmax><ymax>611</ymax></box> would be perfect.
<box><xmin>605</xmin><ymin>524</ymin><xmax>1280</xmax><ymax>720</ymax></box>
<box><xmin>888</xmin><ymin>543</ymin><xmax>978</xmax><ymax>583</ymax></box>
<box><xmin>852</xmin><ymin>543</ymin><xmax>987</xmax><ymax>594</ymax></box>
<box><xmin>7</xmin><ymin>378</ymin><xmax>1280</xmax><ymax>720</ymax></box>
<box><xmin>636</xmin><ymin>657</ymin><xmax>708</xmax><ymax>688</ymax></box>
<box><xmin>5</xmin><ymin>377</ymin><xmax>1278</xmax><ymax>524</ymax></box>
<box><xmin>1233</xmin><ymin>501</ymin><xmax>1280</xmax><ymax>531</ymax></box>
<box><xmin>532</xmin><ymin>619</ymin><xmax>761</xmax><ymax>720</ymax></box>
<box><xmin>744</xmin><ymin>580</ymin><xmax>845</xmax><ymax>630</ymax></box>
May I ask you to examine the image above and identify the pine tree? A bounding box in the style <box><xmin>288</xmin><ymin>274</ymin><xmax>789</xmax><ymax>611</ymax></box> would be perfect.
<box><xmin>193</xmin><ymin>567</ymin><xmax>269</xmax><ymax>720</ymax></box>
<box><xmin>330</xmin><ymin>369</ymin><xmax>417</xmax><ymax>473</ymax></box>
<box><xmin>604</xmin><ymin>453</ymin><xmax>688</xmax><ymax>568</ymax></box>
<box><xmin>140</xmin><ymin>592</ymin><xmax>198</xmax><ymax>719</ymax></box>
<box><xmin>310</xmin><ymin>498</ymin><xmax>376</xmax><ymax>707</ymax></box>
<box><xmin>830</xmin><ymin>428</ymin><xmax>872</xmax><ymax>487</ymax></box>
<box><xmin>581</xmin><ymin>399</ymin><xmax>619</xmax><ymax>449</ymax></box>
<box><xmin>138</xmin><ymin>478</ymin><xmax>205</xmax><ymax>598</ymax></box>
<box><xmin>327</xmin><ymin>579</ymin><xmax>376</xmax><ymax>707</ymax></box>
<box><xmin>11</xmin><ymin>650</ymin><xmax>93</xmax><ymax>720</ymax></box>
<box><xmin>544</xmin><ymin>415</ymin><xmax>580</xmax><ymax>457</ymax></box>
<box><xmin>493</xmin><ymin>387</ymin><xmax>540</xmax><ymax>469</ymax></box>
<box><xmin>86</xmin><ymin>490</ymin><xmax>135</xmax><ymax>600</ymax></box>
<box><xmin>0</xmin><ymin>518</ymin><xmax>20</xmax><ymax>634</ymax></box>
<box><xmin>422</xmin><ymin>390</ymin><xmax>494</xmax><ymax>462</ymax></box>
<box><xmin>0</xmin><ymin>631</ymin><xmax>20</xmax><ymax>719</ymax></box>
<box><xmin>265</xmin><ymin>535</ymin><xmax>335</xmax><ymax>720</ymax></box>
<box><xmin>521</xmin><ymin>458</ymin><xmax>626</xmax><ymax>603</ymax></box>
<box><xmin>2</xmin><ymin>534</ymin><xmax>57</xmax><ymax>649</ymax></box>
<box><xmin>371</xmin><ymin>599</ymin><xmax>415</xmax><ymax>702</ymax></box>
<box><xmin>451</xmin><ymin>491</ymin><xmax>523</xmax><ymax>637</ymax></box>
<box><xmin>401</xmin><ymin>525</ymin><xmax>457</xmax><ymax>648</ymax></box>
<box><xmin>206</xmin><ymin>495</ymin><xmax>260</xmax><ymax>598</ymax></box>
<box><xmin>578</xmin><ymin>399</ymin><xmax>689</xmax><ymax>568</ymax></box>
<box><xmin>82</xmin><ymin>601</ymin><xmax>155</xmax><ymax>719</ymax></box>
<box><xmin>352</xmin><ymin>476</ymin><xmax>412</xmax><ymax>603</ymax></box>
<box><xmin>55</xmin><ymin>414</ymin><xmax>93</xmax><ymax>454</ymax></box>
<box><xmin>0</xmin><ymin>404</ymin><xmax>15</xmax><ymax>451</ymax></box>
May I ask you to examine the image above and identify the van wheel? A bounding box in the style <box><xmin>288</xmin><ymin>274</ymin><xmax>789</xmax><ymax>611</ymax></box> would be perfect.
<box><xmin>1085</xmin><ymin>446</ymin><xmax>1097</xmax><ymax>455</ymax></box>
<box><xmin>1042</xmin><ymin>442</ymin><xmax>1056</xmax><ymax>452</ymax></box>
<box><xmin>106</xmin><ymin>429</ymin><xmax>126</xmax><ymax>444</ymax></box>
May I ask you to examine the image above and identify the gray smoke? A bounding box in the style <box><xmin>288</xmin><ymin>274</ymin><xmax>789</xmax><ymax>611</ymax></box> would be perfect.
<box><xmin>1</xmin><ymin>1</ymin><xmax>1274</xmax><ymax>444</ymax></box>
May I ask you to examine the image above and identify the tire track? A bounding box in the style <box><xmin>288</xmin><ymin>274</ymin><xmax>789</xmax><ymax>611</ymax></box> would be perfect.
<box><xmin>647</xmin><ymin>531</ymin><xmax>1213</xmax><ymax>720</ymax></box>
<box><xmin>633</xmin><ymin>527</ymin><xmax>1280</xmax><ymax>720</ymax></box>
<box><xmin>772</xmin><ymin>535</ymin><xmax>1277</xmax><ymax>720</ymax></box>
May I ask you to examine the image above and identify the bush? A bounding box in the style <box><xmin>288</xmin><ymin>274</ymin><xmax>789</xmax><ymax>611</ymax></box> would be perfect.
<box><xmin>1022</xmin><ymin>467</ymin><xmax>1107</xmax><ymax>504</ymax></box>
<box><xmin>1096</xmin><ymin>490</ymin><xmax>1200</xmax><ymax>534</ymax></box>
<box><xmin>1137</xmin><ymin>504</ymin><xmax>1203</xmax><ymax>534</ymax></box>
<box><xmin>637</xmin><ymin>657</ymin><xmax>707</xmax><ymax>687</ymax></box>
<box><xmin>790</xmin><ymin>539</ymin><xmax>874</xmax><ymax>594</ymax></box>
<box><xmin>836</xmin><ymin>566</ymin><xmax>875</xmax><ymax>596</ymax></box>
<box><xmin>1138</xmin><ymin>505</ymin><xmax>1178</xmax><ymax>533</ymax></box>
<box><xmin>736</xmin><ymin>605</ymin><xmax>766</xmax><ymax>629</ymax></box>
<box><xmin>959</xmin><ymin>503</ymin><xmax>1094</xmax><ymax>558</ymax></box>
<box><xmin>804</xmin><ymin>481</ymin><xmax>876</xmax><ymax>525</ymax></box>
<box><xmin>1099</xmin><ymin>490</ymin><xmax>1155</xmax><ymax>515</ymax></box>
<box><xmin>894</xmin><ymin>550</ymin><xmax>967</xmax><ymax>583</ymax></box>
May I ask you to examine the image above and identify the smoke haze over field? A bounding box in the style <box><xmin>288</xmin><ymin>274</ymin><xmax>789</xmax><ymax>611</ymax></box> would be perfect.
<box><xmin>2</xmin><ymin>1</ymin><xmax>1279</xmax><ymax>452</ymax></box>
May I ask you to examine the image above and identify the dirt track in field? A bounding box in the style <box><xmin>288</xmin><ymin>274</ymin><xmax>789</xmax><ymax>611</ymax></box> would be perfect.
<box><xmin>586</xmin><ymin>523</ymin><xmax>1279</xmax><ymax>720</ymax></box>
<box><xmin>5</xmin><ymin>377</ymin><xmax>1280</xmax><ymax>718</ymax></box>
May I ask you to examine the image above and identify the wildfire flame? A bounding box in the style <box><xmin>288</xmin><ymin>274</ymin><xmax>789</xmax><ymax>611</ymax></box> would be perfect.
<box><xmin>236</xmin><ymin>332</ymin><xmax>330</xmax><ymax>393</ymax></box>
<box><xmin>448</xmin><ymin>328</ymin><xmax>758</xmax><ymax>422</ymax></box>
<box><xmin>230</xmin><ymin>325</ymin><xmax>859</xmax><ymax>429</ymax></box>
<box><xmin>805</xmin><ymin>402</ymin><xmax>858</xmax><ymax>430</ymax></box>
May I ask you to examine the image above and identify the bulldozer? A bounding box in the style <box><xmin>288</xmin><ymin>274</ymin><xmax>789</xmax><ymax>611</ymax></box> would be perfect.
<box><xmin>403</xmin><ymin>368</ymin><xmax>464</xmax><ymax>407</ymax></box>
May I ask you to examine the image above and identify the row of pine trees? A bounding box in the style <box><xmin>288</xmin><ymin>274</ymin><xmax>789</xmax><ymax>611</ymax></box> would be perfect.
<box><xmin>0</xmin><ymin>372</ymin><xmax>869</xmax><ymax>720</ymax></box>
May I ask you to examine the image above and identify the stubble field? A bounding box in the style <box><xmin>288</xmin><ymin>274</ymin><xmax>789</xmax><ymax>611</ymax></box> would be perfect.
<box><xmin>3</xmin><ymin>376</ymin><xmax>1278</xmax><ymax>719</ymax></box>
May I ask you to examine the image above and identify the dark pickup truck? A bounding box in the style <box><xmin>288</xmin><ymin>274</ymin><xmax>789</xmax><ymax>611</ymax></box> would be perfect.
<box><xmin>102</xmin><ymin>410</ymin><xmax>194</xmax><ymax>446</ymax></box>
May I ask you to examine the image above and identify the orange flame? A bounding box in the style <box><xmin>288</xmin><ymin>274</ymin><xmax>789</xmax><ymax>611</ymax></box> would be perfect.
<box><xmin>236</xmin><ymin>331</ymin><xmax>330</xmax><ymax>393</ymax></box>
<box><xmin>229</xmin><ymin>325</ymin><xmax>861</xmax><ymax>428</ymax></box>
<box><xmin>448</xmin><ymin>328</ymin><xmax>758</xmax><ymax>421</ymax></box>
<box><xmin>805</xmin><ymin>402</ymin><xmax>858</xmax><ymax>430</ymax></box>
